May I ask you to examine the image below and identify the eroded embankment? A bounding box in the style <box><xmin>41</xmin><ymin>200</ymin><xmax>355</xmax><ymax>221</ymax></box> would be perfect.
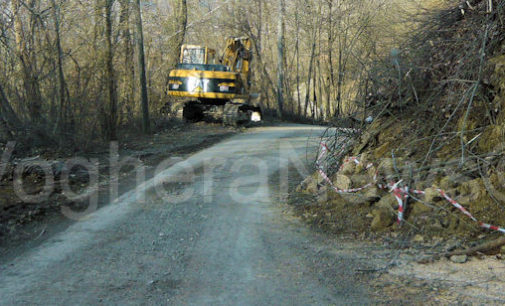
<box><xmin>294</xmin><ymin>1</ymin><xmax>505</xmax><ymax>253</ymax></box>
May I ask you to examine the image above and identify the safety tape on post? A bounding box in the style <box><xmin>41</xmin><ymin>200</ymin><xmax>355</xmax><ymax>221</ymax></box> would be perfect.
<box><xmin>436</xmin><ymin>189</ymin><xmax>505</xmax><ymax>233</ymax></box>
<box><xmin>438</xmin><ymin>189</ymin><xmax>477</xmax><ymax>222</ymax></box>
<box><xmin>316</xmin><ymin>166</ymin><xmax>375</xmax><ymax>194</ymax></box>
<box><xmin>316</xmin><ymin>142</ymin><xmax>375</xmax><ymax>194</ymax></box>
<box><xmin>316</xmin><ymin>142</ymin><xmax>505</xmax><ymax>234</ymax></box>
<box><xmin>390</xmin><ymin>187</ymin><xmax>505</xmax><ymax>233</ymax></box>
<box><xmin>393</xmin><ymin>188</ymin><xmax>404</xmax><ymax>224</ymax></box>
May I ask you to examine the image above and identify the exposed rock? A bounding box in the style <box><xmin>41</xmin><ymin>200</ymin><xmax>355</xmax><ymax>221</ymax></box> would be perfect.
<box><xmin>353</xmin><ymin>119</ymin><xmax>391</xmax><ymax>155</ymax></box>
<box><xmin>431</xmin><ymin>236</ymin><xmax>443</xmax><ymax>245</ymax></box>
<box><xmin>489</xmin><ymin>172</ymin><xmax>505</xmax><ymax>193</ymax></box>
<box><xmin>440</xmin><ymin>176</ymin><xmax>458</xmax><ymax>190</ymax></box>
<box><xmin>354</xmin><ymin>163</ymin><xmax>364</xmax><ymax>174</ymax></box>
<box><xmin>370</xmin><ymin>194</ymin><xmax>396</xmax><ymax>231</ymax></box>
<box><xmin>478</xmin><ymin>125</ymin><xmax>504</xmax><ymax>152</ymax></box>
<box><xmin>459</xmin><ymin>178</ymin><xmax>485</xmax><ymax>201</ymax></box>
<box><xmin>412</xmin><ymin>234</ymin><xmax>424</xmax><ymax>243</ymax></box>
<box><xmin>440</xmin><ymin>213</ymin><xmax>450</xmax><ymax>228</ymax></box>
<box><xmin>340</xmin><ymin>161</ymin><xmax>355</xmax><ymax>175</ymax></box>
<box><xmin>427</xmin><ymin>217</ymin><xmax>444</xmax><ymax>230</ymax></box>
<box><xmin>332</xmin><ymin>174</ymin><xmax>352</xmax><ymax>190</ymax></box>
<box><xmin>374</xmin><ymin>143</ymin><xmax>393</xmax><ymax>159</ymax></box>
<box><xmin>351</xmin><ymin>174</ymin><xmax>371</xmax><ymax>188</ymax></box>
<box><xmin>371</xmin><ymin>207</ymin><xmax>394</xmax><ymax>231</ymax></box>
<box><xmin>354</xmin><ymin>153</ymin><xmax>369</xmax><ymax>174</ymax></box>
<box><xmin>410</xmin><ymin>201</ymin><xmax>433</xmax><ymax>216</ymax></box>
<box><xmin>376</xmin><ymin>193</ymin><xmax>397</xmax><ymax>210</ymax></box>
<box><xmin>456</xmin><ymin>195</ymin><xmax>475</xmax><ymax>213</ymax></box>
<box><xmin>378</xmin><ymin>158</ymin><xmax>395</xmax><ymax>176</ymax></box>
<box><xmin>338</xmin><ymin>186</ymin><xmax>379</xmax><ymax>206</ymax></box>
<box><xmin>296</xmin><ymin>172</ymin><xmax>322</xmax><ymax>194</ymax></box>
<box><xmin>448</xmin><ymin>215</ymin><xmax>460</xmax><ymax>230</ymax></box>
<box><xmin>439</xmin><ymin>212</ymin><xmax>462</xmax><ymax>231</ymax></box>
<box><xmin>424</xmin><ymin>187</ymin><xmax>442</xmax><ymax>204</ymax></box>
<box><xmin>362</xmin><ymin>187</ymin><xmax>380</xmax><ymax>204</ymax></box>
<box><xmin>450</xmin><ymin>254</ymin><xmax>468</xmax><ymax>264</ymax></box>
<box><xmin>366</xmin><ymin>164</ymin><xmax>378</xmax><ymax>179</ymax></box>
<box><xmin>316</xmin><ymin>186</ymin><xmax>329</xmax><ymax>204</ymax></box>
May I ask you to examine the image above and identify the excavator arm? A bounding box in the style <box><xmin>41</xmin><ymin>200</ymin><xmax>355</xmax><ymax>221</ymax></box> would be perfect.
<box><xmin>220</xmin><ymin>37</ymin><xmax>252</xmax><ymax>94</ymax></box>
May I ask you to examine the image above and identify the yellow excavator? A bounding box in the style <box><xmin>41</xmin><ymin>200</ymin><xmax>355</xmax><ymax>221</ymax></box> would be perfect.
<box><xmin>167</xmin><ymin>37</ymin><xmax>262</xmax><ymax>125</ymax></box>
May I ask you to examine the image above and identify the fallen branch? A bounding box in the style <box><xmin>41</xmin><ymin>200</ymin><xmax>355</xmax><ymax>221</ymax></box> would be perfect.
<box><xmin>418</xmin><ymin>237</ymin><xmax>505</xmax><ymax>264</ymax></box>
<box><xmin>446</xmin><ymin>236</ymin><xmax>505</xmax><ymax>257</ymax></box>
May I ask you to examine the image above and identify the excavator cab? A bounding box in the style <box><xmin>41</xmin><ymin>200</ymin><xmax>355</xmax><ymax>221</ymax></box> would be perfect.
<box><xmin>178</xmin><ymin>45</ymin><xmax>228</xmax><ymax>72</ymax></box>
<box><xmin>180</xmin><ymin>45</ymin><xmax>216</xmax><ymax>65</ymax></box>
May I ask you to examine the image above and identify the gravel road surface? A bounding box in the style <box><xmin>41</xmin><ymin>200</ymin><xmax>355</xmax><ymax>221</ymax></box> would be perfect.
<box><xmin>0</xmin><ymin>125</ymin><xmax>371</xmax><ymax>305</ymax></box>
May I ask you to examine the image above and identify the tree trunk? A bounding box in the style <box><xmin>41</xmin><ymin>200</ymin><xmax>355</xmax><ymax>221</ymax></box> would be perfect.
<box><xmin>164</xmin><ymin>0</ymin><xmax>187</xmax><ymax>95</ymax></box>
<box><xmin>172</xmin><ymin>0</ymin><xmax>187</xmax><ymax>67</ymax></box>
<box><xmin>119</xmin><ymin>0</ymin><xmax>135</xmax><ymax>123</ymax></box>
<box><xmin>105</xmin><ymin>0</ymin><xmax>117</xmax><ymax>140</ymax></box>
<box><xmin>317</xmin><ymin>24</ymin><xmax>323</xmax><ymax>120</ymax></box>
<box><xmin>336</xmin><ymin>48</ymin><xmax>343</xmax><ymax>117</ymax></box>
<box><xmin>251</xmin><ymin>38</ymin><xmax>278</xmax><ymax>108</ymax></box>
<box><xmin>0</xmin><ymin>82</ymin><xmax>22</xmax><ymax>133</ymax></box>
<box><xmin>11</xmin><ymin>0</ymin><xmax>43</xmax><ymax>124</ymax></box>
<box><xmin>276</xmin><ymin>0</ymin><xmax>285</xmax><ymax>118</ymax></box>
<box><xmin>133</xmin><ymin>0</ymin><xmax>150</xmax><ymax>134</ymax></box>
<box><xmin>327</xmin><ymin>0</ymin><xmax>334</xmax><ymax>119</ymax></box>
<box><xmin>304</xmin><ymin>40</ymin><xmax>316</xmax><ymax>117</ymax></box>
<box><xmin>256</xmin><ymin>0</ymin><xmax>268</xmax><ymax>111</ymax></box>
<box><xmin>51</xmin><ymin>0</ymin><xmax>67</xmax><ymax>138</ymax></box>
<box><xmin>295</xmin><ymin>4</ymin><xmax>301</xmax><ymax>117</ymax></box>
<box><xmin>312</xmin><ymin>65</ymin><xmax>317</xmax><ymax>120</ymax></box>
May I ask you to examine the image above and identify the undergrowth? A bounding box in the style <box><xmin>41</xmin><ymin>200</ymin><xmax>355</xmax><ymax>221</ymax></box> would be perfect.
<box><xmin>312</xmin><ymin>0</ymin><xmax>505</xmax><ymax>241</ymax></box>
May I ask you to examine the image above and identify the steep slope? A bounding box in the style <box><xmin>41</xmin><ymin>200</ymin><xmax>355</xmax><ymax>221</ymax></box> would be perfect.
<box><xmin>297</xmin><ymin>0</ymin><xmax>505</xmax><ymax>242</ymax></box>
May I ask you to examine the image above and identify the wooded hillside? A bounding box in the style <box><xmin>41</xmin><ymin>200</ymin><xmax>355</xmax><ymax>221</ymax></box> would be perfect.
<box><xmin>0</xmin><ymin>0</ymin><xmax>441</xmax><ymax>150</ymax></box>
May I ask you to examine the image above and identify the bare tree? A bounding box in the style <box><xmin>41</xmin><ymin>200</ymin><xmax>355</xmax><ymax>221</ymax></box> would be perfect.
<box><xmin>0</xmin><ymin>0</ymin><xmax>406</xmax><ymax>146</ymax></box>
<box><xmin>133</xmin><ymin>0</ymin><xmax>150</xmax><ymax>134</ymax></box>
<box><xmin>119</xmin><ymin>0</ymin><xmax>135</xmax><ymax>123</ymax></box>
<box><xmin>51</xmin><ymin>0</ymin><xmax>67</xmax><ymax>137</ymax></box>
<box><xmin>276</xmin><ymin>0</ymin><xmax>285</xmax><ymax>118</ymax></box>
<box><xmin>171</xmin><ymin>0</ymin><xmax>187</xmax><ymax>68</ymax></box>
<box><xmin>11</xmin><ymin>0</ymin><xmax>43</xmax><ymax>124</ymax></box>
<box><xmin>0</xmin><ymin>82</ymin><xmax>21</xmax><ymax>133</ymax></box>
<box><xmin>105</xmin><ymin>0</ymin><xmax>117</xmax><ymax>140</ymax></box>
<box><xmin>295</xmin><ymin>3</ymin><xmax>302</xmax><ymax>116</ymax></box>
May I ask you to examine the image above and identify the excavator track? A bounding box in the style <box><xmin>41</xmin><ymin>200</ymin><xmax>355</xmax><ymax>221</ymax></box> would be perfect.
<box><xmin>182</xmin><ymin>101</ymin><xmax>261</xmax><ymax>126</ymax></box>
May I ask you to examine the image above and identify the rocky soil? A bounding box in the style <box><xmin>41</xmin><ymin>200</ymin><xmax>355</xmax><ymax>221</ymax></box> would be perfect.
<box><xmin>290</xmin><ymin>157</ymin><xmax>505</xmax><ymax>303</ymax></box>
<box><xmin>288</xmin><ymin>2</ymin><xmax>505</xmax><ymax>300</ymax></box>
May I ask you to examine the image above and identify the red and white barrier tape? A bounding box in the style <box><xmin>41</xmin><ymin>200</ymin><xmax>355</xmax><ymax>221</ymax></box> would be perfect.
<box><xmin>437</xmin><ymin>189</ymin><xmax>505</xmax><ymax>233</ymax></box>
<box><xmin>316</xmin><ymin>142</ymin><xmax>505</xmax><ymax>234</ymax></box>
<box><xmin>316</xmin><ymin>143</ymin><xmax>374</xmax><ymax>194</ymax></box>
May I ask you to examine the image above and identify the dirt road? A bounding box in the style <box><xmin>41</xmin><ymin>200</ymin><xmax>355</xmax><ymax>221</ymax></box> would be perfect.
<box><xmin>0</xmin><ymin>125</ymin><xmax>373</xmax><ymax>305</ymax></box>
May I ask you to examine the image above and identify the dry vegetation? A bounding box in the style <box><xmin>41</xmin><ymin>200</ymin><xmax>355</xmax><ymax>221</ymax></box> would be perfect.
<box><xmin>296</xmin><ymin>0</ymin><xmax>505</xmax><ymax>250</ymax></box>
<box><xmin>0</xmin><ymin>0</ymin><xmax>439</xmax><ymax>152</ymax></box>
